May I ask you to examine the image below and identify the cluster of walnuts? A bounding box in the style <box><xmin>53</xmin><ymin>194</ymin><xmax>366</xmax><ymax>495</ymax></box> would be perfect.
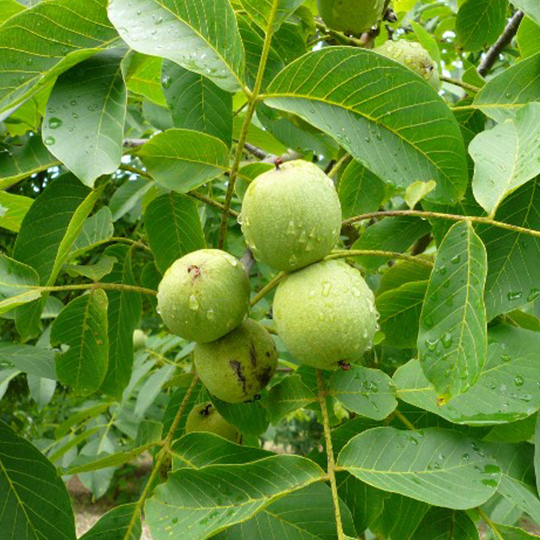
<box><xmin>156</xmin><ymin>160</ymin><xmax>379</xmax><ymax>439</ymax></box>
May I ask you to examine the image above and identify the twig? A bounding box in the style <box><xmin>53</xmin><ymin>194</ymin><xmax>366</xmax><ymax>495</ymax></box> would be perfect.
<box><xmin>478</xmin><ymin>10</ymin><xmax>524</xmax><ymax>76</ymax></box>
<box><xmin>317</xmin><ymin>370</ymin><xmax>346</xmax><ymax>540</ymax></box>
<box><xmin>440</xmin><ymin>76</ymin><xmax>480</xmax><ymax>94</ymax></box>
<box><xmin>122</xmin><ymin>375</ymin><xmax>200</xmax><ymax>540</ymax></box>
<box><xmin>394</xmin><ymin>410</ymin><xmax>417</xmax><ymax>431</ymax></box>
<box><xmin>244</xmin><ymin>142</ymin><xmax>268</xmax><ymax>160</ymax></box>
<box><xmin>327</xmin><ymin>250</ymin><xmax>434</xmax><ymax>268</ymax></box>
<box><xmin>123</xmin><ymin>138</ymin><xmax>148</xmax><ymax>148</ymax></box>
<box><xmin>342</xmin><ymin>210</ymin><xmax>540</xmax><ymax>240</ymax></box>
<box><xmin>250</xmin><ymin>271</ymin><xmax>286</xmax><ymax>307</ymax></box>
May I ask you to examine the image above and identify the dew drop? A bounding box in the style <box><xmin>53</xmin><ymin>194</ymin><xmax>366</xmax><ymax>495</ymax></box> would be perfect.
<box><xmin>44</xmin><ymin>136</ymin><xmax>55</xmax><ymax>145</ymax></box>
<box><xmin>48</xmin><ymin>117</ymin><xmax>63</xmax><ymax>130</ymax></box>
<box><xmin>188</xmin><ymin>295</ymin><xmax>200</xmax><ymax>310</ymax></box>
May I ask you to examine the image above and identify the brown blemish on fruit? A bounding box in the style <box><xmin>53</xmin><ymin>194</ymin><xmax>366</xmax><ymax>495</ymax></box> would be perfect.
<box><xmin>187</xmin><ymin>265</ymin><xmax>201</xmax><ymax>278</ymax></box>
<box><xmin>249</xmin><ymin>343</ymin><xmax>257</xmax><ymax>367</ymax></box>
<box><xmin>229</xmin><ymin>360</ymin><xmax>247</xmax><ymax>395</ymax></box>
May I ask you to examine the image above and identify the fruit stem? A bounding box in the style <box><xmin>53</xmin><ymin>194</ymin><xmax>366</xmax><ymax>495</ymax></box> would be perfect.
<box><xmin>327</xmin><ymin>250</ymin><xmax>433</xmax><ymax>268</ymax></box>
<box><xmin>317</xmin><ymin>370</ymin><xmax>346</xmax><ymax>540</ymax></box>
<box><xmin>218</xmin><ymin>0</ymin><xmax>281</xmax><ymax>249</ymax></box>
<box><xmin>328</xmin><ymin>153</ymin><xmax>351</xmax><ymax>185</ymax></box>
<box><xmin>250</xmin><ymin>271</ymin><xmax>286</xmax><ymax>307</ymax></box>
<box><xmin>342</xmin><ymin>210</ymin><xmax>540</xmax><ymax>241</ymax></box>
<box><xmin>121</xmin><ymin>374</ymin><xmax>200</xmax><ymax>540</ymax></box>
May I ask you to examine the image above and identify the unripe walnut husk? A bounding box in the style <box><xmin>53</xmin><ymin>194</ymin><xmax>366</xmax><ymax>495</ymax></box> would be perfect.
<box><xmin>241</xmin><ymin>160</ymin><xmax>342</xmax><ymax>272</ymax></box>
<box><xmin>273</xmin><ymin>259</ymin><xmax>378</xmax><ymax>370</ymax></box>
<box><xmin>185</xmin><ymin>402</ymin><xmax>241</xmax><ymax>443</ymax></box>
<box><xmin>133</xmin><ymin>329</ymin><xmax>147</xmax><ymax>351</ymax></box>
<box><xmin>194</xmin><ymin>319</ymin><xmax>278</xmax><ymax>403</ymax></box>
<box><xmin>317</xmin><ymin>0</ymin><xmax>386</xmax><ymax>36</ymax></box>
<box><xmin>157</xmin><ymin>249</ymin><xmax>250</xmax><ymax>343</ymax></box>
<box><xmin>375</xmin><ymin>40</ymin><xmax>440</xmax><ymax>90</ymax></box>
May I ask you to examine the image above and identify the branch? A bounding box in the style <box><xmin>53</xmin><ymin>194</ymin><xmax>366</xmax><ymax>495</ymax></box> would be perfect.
<box><xmin>478</xmin><ymin>10</ymin><xmax>524</xmax><ymax>77</ymax></box>
<box><xmin>342</xmin><ymin>210</ymin><xmax>540</xmax><ymax>241</ymax></box>
<box><xmin>122</xmin><ymin>374</ymin><xmax>200</xmax><ymax>540</ymax></box>
<box><xmin>123</xmin><ymin>138</ymin><xmax>148</xmax><ymax>148</ymax></box>
<box><xmin>317</xmin><ymin>370</ymin><xmax>346</xmax><ymax>540</ymax></box>
<box><xmin>218</xmin><ymin>0</ymin><xmax>281</xmax><ymax>248</ymax></box>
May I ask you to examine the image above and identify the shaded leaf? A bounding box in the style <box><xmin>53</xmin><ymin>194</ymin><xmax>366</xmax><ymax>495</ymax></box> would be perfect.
<box><xmin>414</xmin><ymin>507</ymin><xmax>479</xmax><ymax>540</ymax></box>
<box><xmin>265</xmin><ymin>47</ymin><xmax>468</xmax><ymax>203</ymax></box>
<box><xmin>71</xmin><ymin>207</ymin><xmax>114</xmax><ymax>258</ymax></box>
<box><xmin>0</xmin><ymin>343</ymin><xmax>56</xmax><ymax>379</ymax></box>
<box><xmin>124</xmin><ymin>53</ymin><xmax>166</xmax><ymax>106</ymax></box>
<box><xmin>456</xmin><ymin>0</ymin><xmax>508</xmax><ymax>51</ymax></box>
<box><xmin>338</xmin><ymin>427</ymin><xmax>500</xmax><ymax>509</ymax></box>
<box><xmin>144</xmin><ymin>193</ymin><xmax>206</xmax><ymax>274</ymax></box>
<box><xmin>79</xmin><ymin>504</ymin><xmax>141</xmax><ymax>540</ymax></box>
<box><xmin>138</xmin><ymin>129</ymin><xmax>229</xmax><ymax>193</ymax></box>
<box><xmin>43</xmin><ymin>49</ymin><xmax>127</xmax><ymax>187</ymax></box>
<box><xmin>0</xmin><ymin>254</ymin><xmax>40</xmax><ymax>315</ymax></box>
<box><xmin>0</xmin><ymin>420</ymin><xmax>76</xmax><ymax>540</ymax></box>
<box><xmin>110</xmin><ymin>178</ymin><xmax>153</xmax><ymax>222</ymax></box>
<box><xmin>266</xmin><ymin>374</ymin><xmax>316</xmax><ymax>424</ymax></box>
<box><xmin>238</xmin><ymin>0</ymin><xmax>305</xmax><ymax>32</ymax></box>
<box><xmin>108</xmin><ymin>0</ymin><xmax>245</xmax><ymax>93</ymax></box>
<box><xmin>418</xmin><ymin>221</ymin><xmax>488</xmax><ymax>400</ymax></box>
<box><xmin>212</xmin><ymin>396</ymin><xmax>270</xmax><ymax>436</ymax></box>
<box><xmin>51</xmin><ymin>289</ymin><xmax>109</xmax><ymax>396</ymax></box>
<box><xmin>0</xmin><ymin>191</ymin><xmax>33</xmax><ymax>232</ymax></box>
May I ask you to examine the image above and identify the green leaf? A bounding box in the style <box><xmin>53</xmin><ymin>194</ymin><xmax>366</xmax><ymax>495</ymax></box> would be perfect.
<box><xmin>162</xmin><ymin>61</ymin><xmax>233</xmax><ymax>146</ymax></box>
<box><xmin>135</xmin><ymin>365</ymin><xmax>175</xmax><ymax>418</ymax></box>
<box><xmin>405</xmin><ymin>180</ymin><xmax>437</xmax><ymax>209</ymax></box>
<box><xmin>479</xmin><ymin>179</ymin><xmax>540</xmax><ymax>319</ymax></box>
<box><xmin>330</xmin><ymin>366</ymin><xmax>397</xmax><ymax>420</ymax></box>
<box><xmin>371</xmin><ymin>493</ymin><xmax>430</xmax><ymax>540</ymax></box>
<box><xmin>265</xmin><ymin>47</ymin><xmax>468</xmax><ymax>203</ymax></box>
<box><xmin>338</xmin><ymin>427</ymin><xmax>500</xmax><ymax>509</ymax></box>
<box><xmin>0</xmin><ymin>254</ymin><xmax>40</xmax><ymax>315</ymax></box>
<box><xmin>144</xmin><ymin>193</ymin><xmax>206</xmax><ymax>274</ymax></box>
<box><xmin>162</xmin><ymin>379</ymin><xmax>203</xmax><ymax>440</ymax></box>
<box><xmin>377</xmin><ymin>280</ymin><xmax>427</xmax><ymax>348</ymax></box>
<box><xmin>238</xmin><ymin>0</ymin><xmax>305</xmax><ymax>32</ymax></box>
<box><xmin>100</xmin><ymin>246</ymin><xmax>142</xmax><ymax>399</ymax></box>
<box><xmin>213</xmin><ymin>483</ymin><xmax>356</xmax><ymax>540</ymax></box>
<box><xmin>352</xmin><ymin>215</ymin><xmax>431</xmax><ymax>271</ymax></box>
<box><xmin>494</xmin><ymin>524</ymin><xmax>540</xmax><ymax>539</ymax></box>
<box><xmin>0</xmin><ymin>0</ymin><xmax>25</xmax><ymax>26</ymax></box>
<box><xmin>338</xmin><ymin>160</ymin><xmax>386</xmax><ymax>220</ymax></box>
<box><xmin>0</xmin><ymin>343</ymin><xmax>56</xmax><ymax>379</ymax></box>
<box><xmin>517</xmin><ymin>16</ymin><xmax>540</xmax><ymax>58</ymax></box>
<box><xmin>414</xmin><ymin>507</ymin><xmax>479</xmax><ymax>540</ymax></box>
<box><xmin>474</xmin><ymin>51</ymin><xmax>540</xmax><ymax>122</ymax></box>
<box><xmin>66</xmin><ymin>255</ymin><xmax>117</xmax><ymax>282</ymax></box>
<box><xmin>109</xmin><ymin>178</ymin><xmax>153</xmax><ymax>222</ymax></box>
<box><xmin>71</xmin><ymin>207</ymin><xmax>114</xmax><ymax>258</ymax></box>
<box><xmin>212</xmin><ymin>396</ymin><xmax>270</xmax><ymax>436</ymax></box>
<box><xmin>0</xmin><ymin>420</ymin><xmax>76</xmax><ymax>540</ymax></box>
<box><xmin>171</xmin><ymin>433</ymin><xmax>272</xmax><ymax>470</ymax></box>
<box><xmin>0</xmin><ymin>136</ymin><xmax>58</xmax><ymax>190</ymax></box>
<box><xmin>79</xmin><ymin>504</ymin><xmax>141</xmax><ymax>540</ymax></box>
<box><xmin>512</xmin><ymin>0</ymin><xmax>540</xmax><ymax>26</ymax></box>
<box><xmin>409</xmin><ymin>21</ymin><xmax>441</xmax><ymax>65</ymax></box>
<box><xmin>0</xmin><ymin>0</ymin><xmax>118</xmax><ymax>115</ymax></box>
<box><xmin>456</xmin><ymin>0</ymin><xmax>508</xmax><ymax>51</ymax></box>
<box><xmin>124</xmin><ymin>52</ymin><xmax>167</xmax><ymax>106</ymax></box>
<box><xmin>108</xmin><ymin>0</ymin><xmax>245</xmax><ymax>93</ymax></box>
<box><xmin>266</xmin><ymin>374</ymin><xmax>317</xmax><ymax>424</ymax></box>
<box><xmin>484</xmin><ymin>414</ymin><xmax>537</xmax><ymax>443</ymax></box>
<box><xmin>471</xmin><ymin>103</ymin><xmax>540</xmax><ymax>216</ymax></box>
<box><xmin>145</xmin><ymin>455</ymin><xmax>325</xmax><ymax>540</ymax></box>
<box><xmin>418</xmin><ymin>221</ymin><xmax>488</xmax><ymax>400</ymax></box>
<box><xmin>138</xmin><ymin>129</ymin><xmax>229</xmax><ymax>193</ymax></box>
<box><xmin>377</xmin><ymin>259</ymin><xmax>432</xmax><ymax>296</ymax></box>
<box><xmin>66</xmin><ymin>445</ymin><xmax>154</xmax><ymax>474</ymax></box>
<box><xmin>42</xmin><ymin>49</ymin><xmax>127</xmax><ymax>187</ymax></box>
<box><xmin>0</xmin><ymin>191</ymin><xmax>33</xmax><ymax>232</ymax></box>
<box><xmin>51</xmin><ymin>289</ymin><xmax>109</xmax><ymax>396</ymax></box>
<box><xmin>396</xmin><ymin>325</ymin><xmax>540</xmax><ymax>425</ymax></box>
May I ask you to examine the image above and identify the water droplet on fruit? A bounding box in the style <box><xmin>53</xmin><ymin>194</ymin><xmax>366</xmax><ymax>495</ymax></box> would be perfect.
<box><xmin>188</xmin><ymin>295</ymin><xmax>200</xmax><ymax>310</ymax></box>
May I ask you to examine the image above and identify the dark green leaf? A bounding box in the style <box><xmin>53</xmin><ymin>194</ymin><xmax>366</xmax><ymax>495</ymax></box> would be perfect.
<box><xmin>0</xmin><ymin>254</ymin><xmax>40</xmax><ymax>315</ymax></box>
<box><xmin>71</xmin><ymin>207</ymin><xmax>114</xmax><ymax>258</ymax></box>
<box><xmin>414</xmin><ymin>507</ymin><xmax>479</xmax><ymax>540</ymax></box>
<box><xmin>51</xmin><ymin>289</ymin><xmax>109</xmax><ymax>395</ymax></box>
<box><xmin>0</xmin><ymin>191</ymin><xmax>33</xmax><ymax>232</ymax></box>
<box><xmin>0</xmin><ymin>343</ymin><xmax>56</xmax><ymax>379</ymax></box>
<box><xmin>238</xmin><ymin>0</ymin><xmax>305</xmax><ymax>32</ymax></box>
<box><xmin>265</xmin><ymin>48</ymin><xmax>468</xmax><ymax>203</ymax></box>
<box><xmin>456</xmin><ymin>0</ymin><xmax>508</xmax><ymax>51</ymax></box>
<box><xmin>212</xmin><ymin>396</ymin><xmax>270</xmax><ymax>436</ymax></box>
<box><xmin>79</xmin><ymin>504</ymin><xmax>141</xmax><ymax>540</ymax></box>
<box><xmin>266</xmin><ymin>374</ymin><xmax>316</xmax><ymax>424</ymax></box>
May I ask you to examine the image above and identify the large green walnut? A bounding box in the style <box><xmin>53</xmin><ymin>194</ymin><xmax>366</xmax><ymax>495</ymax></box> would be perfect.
<box><xmin>194</xmin><ymin>319</ymin><xmax>278</xmax><ymax>403</ymax></box>
<box><xmin>273</xmin><ymin>260</ymin><xmax>377</xmax><ymax>370</ymax></box>
<box><xmin>241</xmin><ymin>160</ymin><xmax>342</xmax><ymax>272</ymax></box>
<box><xmin>185</xmin><ymin>402</ymin><xmax>241</xmax><ymax>443</ymax></box>
<box><xmin>157</xmin><ymin>249</ymin><xmax>250</xmax><ymax>343</ymax></box>
<box><xmin>317</xmin><ymin>0</ymin><xmax>386</xmax><ymax>35</ymax></box>
<box><xmin>375</xmin><ymin>40</ymin><xmax>440</xmax><ymax>90</ymax></box>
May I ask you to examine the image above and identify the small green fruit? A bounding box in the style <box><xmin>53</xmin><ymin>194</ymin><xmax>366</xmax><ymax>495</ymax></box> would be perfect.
<box><xmin>273</xmin><ymin>260</ymin><xmax>377</xmax><ymax>370</ymax></box>
<box><xmin>157</xmin><ymin>249</ymin><xmax>250</xmax><ymax>343</ymax></box>
<box><xmin>241</xmin><ymin>160</ymin><xmax>342</xmax><ymax>272</ymax></box>
<box><xmin>133</xmin><ymin>329</ymin><xmax>147</xmax><ymax>351</ymax></box>
<box><xmin>317</xmin><ymin>0</ymin><xmax>386</xmax><ymax>35</ymax></box>
<box><xmin>185</xmin><ymin>402</ymin><xmax>241</xmax><ymax>443</ymax></box>
<box><xmin>194</xmin><ymin>319</ymin><xmax>278</xmax><ymax>403</ymax></box>
<box><xmin>375</xmin><ymin>40</ymin><xmax>440</xmax><ymax>90</ymax></box>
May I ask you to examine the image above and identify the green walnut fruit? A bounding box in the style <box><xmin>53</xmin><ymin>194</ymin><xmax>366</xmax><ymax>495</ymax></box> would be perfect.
<box><xmin>241</xmin><ymin>160</ymin><xmax>342</xmax><ymax>272</ymax></box>
<box><xmin>157</xmin><ymin>249</ymin><xmax>250</xmax><ymax>343</ymax></box>
<box><xmin>133</xmin><ymin>329</ymin><xmax>147</xmax><ymax>351</ymax></box>
<box><xmin>274</xmin><ymin>259</ymin><xmax>377</xmax><ymax>370</ymax></box>
<box><xmin>317</xmin><ymin>0</ymin><xmax>386</xmax><ymax>35</ymax></box>
<box><xmin>185</xmin><ymin>402</ymin><xmax>241</xmax><ymax>443</ymax></box>
<box><xmin>375</xmin><ymin>40</ymin><xmax>440</xmax><ymax>90</ymax></box>
<box><xmin>194</xmin><ymin>319</ymin><xmax>278</xmax><ymax>403</ymax></box>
